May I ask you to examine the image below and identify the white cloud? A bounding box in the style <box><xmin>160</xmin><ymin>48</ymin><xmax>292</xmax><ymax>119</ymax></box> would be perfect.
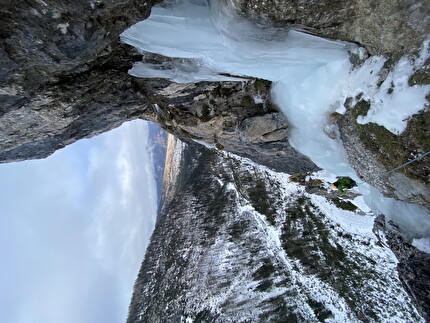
<box><xmin>0</xmin><ymin>120</ymin><xmax>158</xmax><ymax>323</ymax></box>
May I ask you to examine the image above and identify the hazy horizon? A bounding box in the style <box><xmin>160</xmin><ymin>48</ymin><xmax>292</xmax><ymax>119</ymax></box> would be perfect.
<box><xmin>0</xmin><ymin>119</ymin><xmax>159</xmax><ymax>323</ymax></box>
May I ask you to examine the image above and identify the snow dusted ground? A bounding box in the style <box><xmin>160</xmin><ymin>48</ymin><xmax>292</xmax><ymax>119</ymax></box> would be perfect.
<box><xmin>127</xmin><ymin>143</ymin><xmax>424</xmax><ymax>322</ymax></box>
<box><xmin>203</xmin><ymin>152</ymin><xmax>422</xmax><ymax>322</ymax></box>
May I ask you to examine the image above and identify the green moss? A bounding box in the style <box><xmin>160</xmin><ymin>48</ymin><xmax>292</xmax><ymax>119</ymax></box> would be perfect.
<box><xmin>351</xmin><ymin>100</ymin><xmax>430</xmax><ymax>183</ymax></box>
<box><xmin>331</xmin><ymin>198</ymin><xmax>358</xmax><ymax>211</ymax></box>
<box><xmin>253</xmin><ymin>78</ymin><xmax>272</xmax><ymax>93</ymax></box>
<box><xmin>332</xmin><ymin>177</ymin><xmax>356</xmax><ymax>195</ymax></box>
<box><xmin>351</xmin><ymin>99</ymin><xmax>370</xmax><ymax>118</ymax></box>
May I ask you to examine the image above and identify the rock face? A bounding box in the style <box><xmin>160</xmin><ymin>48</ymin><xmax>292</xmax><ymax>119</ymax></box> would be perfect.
<box><xmin>226</xmin><ymin>0</ymin><xmax>430</xmax><ymax>58</ymax></box>
<box><xmin>374</xmin><ymin>215</ymin><xmax>430</xmax><ymax>322</ymax></box>
<box><xmin>337</xmin><ymin>106</ymin><xmax>430</xmax><ymax>212</ymax></box>
<box><xmin>0</xmin><ymin>0</ymin><xmax>158</xmax><ymax>160</ymax></box>
<box><xmin>143</xmin><ymin>78</ymin><xmax>317</xmax><ymax>173</ymax></box>
<box><xmin>0</xmin><ymin>0</ymin><xmax>317</xmax><ymax>173</ymax></box>
<box><xmin>1</xmin><ymin>0</ymin><xmax>429</xmax><ymax>181</ymax></box>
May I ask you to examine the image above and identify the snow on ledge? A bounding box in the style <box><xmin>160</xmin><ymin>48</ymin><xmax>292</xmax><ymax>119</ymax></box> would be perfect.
<box><xmin>412</xmin><ymin>237</ymin><xmax>430</xmax><ymax>254</ymax></box>
<box><xmin>350</xmin><ymin>39</ymin><xmax>430</xmax><ymax>135</ymax></box>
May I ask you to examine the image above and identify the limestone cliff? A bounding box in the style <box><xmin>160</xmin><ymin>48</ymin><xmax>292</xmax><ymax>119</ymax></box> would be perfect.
<box><xmin>226</xmin><ymin>0</ymin><xmax>430</xmax><ymax>58</ymax></box>
<box><xmin>0</xmin><ymin>0</ymin><xmax>430</xmax><ymax>204</ymax></box>
<box><xmin>0</xmin><ymin>0</ymin><xmax>158</xmax><ymax>160</ymax></box>
<box><xmin>1</xmin><ymin>0</ymin><xmax>429</xmax><ymax>209</ymax></box>
<box><xmin>0</xmin><ymin>0</ymin><xmax>317</xmax><ymax>173</ymax></box>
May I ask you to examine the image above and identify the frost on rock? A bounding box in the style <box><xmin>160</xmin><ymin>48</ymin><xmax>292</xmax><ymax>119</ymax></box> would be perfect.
<box><xmin>347</xmin><ymin>40</ymin><xmax>430</xmax><ymax>135</ymax></box>
<box><xmin>412</xmin><ymin>237</ymin><xmax>430</xmax><ymax>254</ymax></box>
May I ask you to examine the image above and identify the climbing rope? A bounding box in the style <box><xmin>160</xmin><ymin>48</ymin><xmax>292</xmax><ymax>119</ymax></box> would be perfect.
<box><xmin>355</xmin><ymin>149</ymin><xmax>430</xmax><ymax>185</ymax></box>
<box><xmin>379</xmin><ymin>151</ymin><xmax>430</xmax><ymax>176</ymax></box>
<box><xmin>380</xmin><ymin>150</ymin><xmax>430</xmax><ymax>177</ymax></box>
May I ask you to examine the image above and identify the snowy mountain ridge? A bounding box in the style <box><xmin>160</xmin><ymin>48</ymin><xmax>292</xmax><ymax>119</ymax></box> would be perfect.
<box><xmin>127</xmin><ymin>142</ymin><xmax>424</xmax><ymax>322</ymax></box>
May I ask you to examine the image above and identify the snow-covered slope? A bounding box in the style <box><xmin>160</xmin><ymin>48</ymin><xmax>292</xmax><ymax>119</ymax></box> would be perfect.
<box><xmin>127</xmin><ymin>142</ymin><xmax>423</xmax><ymax>322</ymax></box>
<box><xmin>122</xmin><ymin>1</ymin><xmax>429</xmax><ymax>320</ymax></box>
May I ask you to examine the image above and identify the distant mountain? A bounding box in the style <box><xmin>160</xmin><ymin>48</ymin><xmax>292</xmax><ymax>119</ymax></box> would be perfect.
<box><xmin>147</xmin><ymin>122</ymin><xmax>168</xmax><ymax>204</ymax></box>
<box><xmin>127</xmin><ymin>140</ymin><xmax>425</xmax><ymax>322</ymax></box>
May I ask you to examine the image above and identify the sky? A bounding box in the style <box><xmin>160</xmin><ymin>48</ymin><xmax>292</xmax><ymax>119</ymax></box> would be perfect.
<box><xmin>0</xmin><ymin>119</ymin><xmax>158</xmax><ymax>323</ymax></box>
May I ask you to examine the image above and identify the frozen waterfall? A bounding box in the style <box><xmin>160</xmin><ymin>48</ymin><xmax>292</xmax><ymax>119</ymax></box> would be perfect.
<box><xmin>121</xmin><ymin>0</ymin><xmax>430</xmax><ymax>240</ymax></box>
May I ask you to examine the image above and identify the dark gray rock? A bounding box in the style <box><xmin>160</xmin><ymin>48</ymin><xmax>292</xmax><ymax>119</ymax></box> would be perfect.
<box><xmin>337</xmin><ymin>106</ymin><xmax>430</xmax><ymax>213</ymax></box>
<box><xmin>0</xmin><ymin>1</ymin><xmax>317</xmax><ymax>173</ymax></box>
<box><xmin>374</xmin><ymin>214</ymin><xmax>430</xmax><ymax>322</ymax></box>
<box><xmin>0</xmin><ymin>0</ymin><xmax>159</xmax><ymax>160</ymax></box>
<box><xmin>224</xmin><ymin>0</ymin><xmax>430</xmax><ymax>58</ymax></box>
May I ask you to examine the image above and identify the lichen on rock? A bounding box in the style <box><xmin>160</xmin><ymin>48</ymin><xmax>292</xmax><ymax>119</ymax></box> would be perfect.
<box><xmin>337</xmin><ymin>99</ymin><xmax>430</xmax><ymax>212</ymax></box>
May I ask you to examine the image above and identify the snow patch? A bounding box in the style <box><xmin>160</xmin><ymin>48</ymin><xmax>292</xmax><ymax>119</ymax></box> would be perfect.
<box><xmin>412</xmin><ymin>237</ymin><xmax>430</xmax><ymax>254</ymax></box>
<box><xmin>253</xmin><ymin>94</ymin><xmax>264</xmax><ymax>104</ymax></box>
<box><xmin>351</xmin><ymin>196</ymin><xmax>372</xmax><ymax>213</ymax></box>
<box><xmin>352</xmin><ymin>49</ymin><xmax>430</xmax><ymax>134</ymax></box>
<box><xmin>57</xmin><ymin>23</ymin><xmax>69</xmax><ymax>34</ymax></box>
<box><xmin>215</xmin><ymin>177</ymin><xmax>223</xmax><ymax>187</ymax></box>
<box><xmin>310</xmin><ymin>194</ymin><xmax>376</xmax><ymax>239</ymax></box>
<box><xmin>225</xmin><ymin>182</ymin><xmax>236</xmax><ymax>192</ymax></box>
